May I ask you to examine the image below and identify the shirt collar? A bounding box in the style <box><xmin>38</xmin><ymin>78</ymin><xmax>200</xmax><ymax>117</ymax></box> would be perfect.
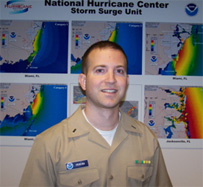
<box><xmin>67</xmin><ymin>106</ymin><xmax>142</xmax><ymax>138</ymax></box>
<box><xmin>67</xmin><ymin>106</ymin><xmax>90</xmax><ymax>138</ymax></box>
<box><xmin>119</xmin><ymin>109</ymin><xmax>142</xmax><ymax>135</ymax></box>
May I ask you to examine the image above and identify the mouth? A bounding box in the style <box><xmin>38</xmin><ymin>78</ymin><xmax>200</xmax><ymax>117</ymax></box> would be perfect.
<box><xmin>101</xmin><ymin>89</ymin><xmax>117</xmax><ymax>93</ymax></box>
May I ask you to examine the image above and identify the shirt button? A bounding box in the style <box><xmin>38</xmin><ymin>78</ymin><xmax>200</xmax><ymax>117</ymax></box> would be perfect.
<box><xmin>109</xmin><ymin>175</ymin><xmax>114</xmax><ymax>180</ymax></box>
<box><xmin>78</xmin><ymin>179</ymin><xmax>82</xmax><ymax>185</ymax></box>
<box><xmin>141</xmin><ymin>174</ymin><xmax>145</xmax><ymax>179</ymax></box>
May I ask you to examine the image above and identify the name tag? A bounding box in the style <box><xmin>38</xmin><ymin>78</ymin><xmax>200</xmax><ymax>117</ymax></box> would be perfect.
<box><xmin>66</xmin><ymin>160</ymin><xmax>89</xmax><ymax>170</ymax></box>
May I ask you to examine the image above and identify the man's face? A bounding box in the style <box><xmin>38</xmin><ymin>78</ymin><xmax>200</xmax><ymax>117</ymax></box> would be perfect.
<box><xmin>79</xmin><ymin>48</ymin><xmax>129</xmax><ymax>110</ymax></box>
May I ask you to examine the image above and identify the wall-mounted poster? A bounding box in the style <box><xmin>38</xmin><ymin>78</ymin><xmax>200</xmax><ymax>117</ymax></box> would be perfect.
<box><xmin>71</xmin><ymin>21</ymin><xmax>142</xmax><ymax>75</ymax></box>
<box><xmin>144</xmin><ymin>85</ymin><xmax>203</xmax><ymax>148</ymax></box>
<box><xmin>0</xmin><ymin>83</ymin><xmax>68</xmax><ymax>145</ymax></box>
<box><xmin>145</xmin><ymin>22</ymin><xmax>203</xmax><ymax>76</ymax></box>
<box><xmin>0</xmin><ymin>0</ymin><xmax>202</xmax><ymax>150</ymax></box>
<box><xmin>0</xmin><ymin>20</ymin><xmax>69</xmax><ymax>73</ymax></box>
<box><xmin>70</xmin><ymin>84</ymin><xmax>142</xmax><ymax>120</ymax></box>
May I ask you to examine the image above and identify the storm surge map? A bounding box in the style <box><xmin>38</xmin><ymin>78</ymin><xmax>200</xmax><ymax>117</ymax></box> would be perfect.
<box><xmin>73</xmin><ymin>86</ymin><xmax>139</xmax><ymax>120</ymax></box>
<box><xmin>0</xmin><ymin>83</ymin><xmax>67</xmax><ymax>136</ymax></box>
<box><xmin>71</xmin><ymin>21</ymin><xmax>142</xmax><ymax>75</ymax></box>
<box><xmin>144</xmin><ymin>86</ymin><xmax>203</xmax><ymax>139</ymax></box>
<box><xmin>145</xmin><ymin>23</ymin><xmax>203</xmax><ymax>76</ymax></box>
<box><xmin>0</xmin><ymin>20</ymin><xmax>69</xmax><ymax>73</ymax></box>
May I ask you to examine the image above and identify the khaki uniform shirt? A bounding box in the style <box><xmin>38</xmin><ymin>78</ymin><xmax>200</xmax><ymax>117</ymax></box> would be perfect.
<box><xmin>20</xmin><ymin>106</ymin><xmax>172</xmax><ymax>187</ymax></box>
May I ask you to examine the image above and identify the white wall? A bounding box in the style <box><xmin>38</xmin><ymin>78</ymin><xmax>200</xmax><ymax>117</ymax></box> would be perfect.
<box><xmin>0</xmin><ymin>146</ymin><xmax>203</xmax><ymax>187</ymax></box>
<box><xmin>0</xmin><ymin>146</ymin><xmax>31</xmax><ymax>187</ymax></box>
<box><xmin>163</xmin><ymin>149</ymin><xmax>203</xmax><ymax>187</ymax></box>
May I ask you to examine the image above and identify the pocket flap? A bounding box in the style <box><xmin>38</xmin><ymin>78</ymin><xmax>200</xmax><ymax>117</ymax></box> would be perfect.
<box><xmin>59</xmin><ymin>168</ymin><xmax>99</xmax><ymax>186</ymax></box>
<box><xmin>128</xmin><ymin>166</ymin><xmax>153</xmax><ymax>182</ymax></box>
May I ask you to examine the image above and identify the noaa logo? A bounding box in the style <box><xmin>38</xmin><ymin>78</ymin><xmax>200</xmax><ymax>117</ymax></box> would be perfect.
<box><xmin>66</xmin><ymin>162</ymin><xmax>73</xmax><ymax>170</ymax></box>
<box><xmin>148</xmin><ymin>120</ymin><xmax>155</xmax><ymax>127</ymax></box>
<box><xmin>8</xmin><ymin>96</ymin><xmax>15</xmax><ymax>102</ymax></box>
<box><xmin>83</xmin><ymin>34</ymin><xmax>90</xmax><ymax>40</ymax></box>
<box><xmin>151</xmin><ymin>56</ymin><xmax>157</xmax><ymax>63</ymax></box>
<box><xmin>185</xmin><ymin>3</ymin><xmax>198</xmax><ymax>16</ymax></box>
<box><xmin>10</xmin><ymin>32</ymin><xmax>16</xmax><ymax>39</ymax></box>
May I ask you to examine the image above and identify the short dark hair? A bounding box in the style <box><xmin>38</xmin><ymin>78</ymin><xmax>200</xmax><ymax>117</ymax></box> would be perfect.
<box><xmin>81</xmin><ymin>41</ymin><xmax>128</xmax><ymax>74</ymax></box>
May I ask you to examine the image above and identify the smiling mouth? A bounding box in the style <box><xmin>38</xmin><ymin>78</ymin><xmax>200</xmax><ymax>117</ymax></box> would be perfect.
<box><xmin>101</xmin><ymin>89</ymin><xmax>117</xmax><ymax>93</ymax></box>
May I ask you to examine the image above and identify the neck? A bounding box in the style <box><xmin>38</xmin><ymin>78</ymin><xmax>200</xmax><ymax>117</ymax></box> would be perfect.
<box><xmin>84</xmin><ymin>104</ymin><xmax>119</xmax><ymax>131</ymax></box>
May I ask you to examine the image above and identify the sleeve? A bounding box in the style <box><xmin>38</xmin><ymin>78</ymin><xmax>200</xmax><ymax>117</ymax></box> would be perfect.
<box><xmin>148</xmin><ymin>141</ymin><xmax>173</xmax><ymax>187</ymax></box>
<box><xmin>19</xmin><ymin>136</ymin><xmax>57</xmax><ymax>187</ymax></box>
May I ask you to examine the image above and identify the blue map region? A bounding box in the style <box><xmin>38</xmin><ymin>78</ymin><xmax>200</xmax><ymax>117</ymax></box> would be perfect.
<box><xmin>114</xmin><ymin>23</ymin><xmax>142</xmax><ymax>75</ymax></box>
<box><xmin>0</xmin><ymin>22</ymin><xmax>69</xmax><ymax>73</ymax></box>
<box><xmin>158</xmin><ymin>61</ymin><xmax>176</xmax><ymax>75</ymax></box>
<box><xmin>0</xmin><ymin>85</ymin><xmax>67</xmax><ymax>136</ymax></box>
<box><xmin>164</xmin><ymin>125</ymin><xmax>173</xmax><ymax>138</ymax></box>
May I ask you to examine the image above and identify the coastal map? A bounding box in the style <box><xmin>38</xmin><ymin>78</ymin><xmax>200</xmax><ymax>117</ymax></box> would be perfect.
<box><xmin>145</xmin><ymin>23</ymin><xmax>203</xmax><ymax>76</ymax></box>
<box><xmin>72</xmin><ymin>86</ymin><xmax>139</xmax><ymax>119</ymax></box>
<box><xmin>71</xmin><ymin>21</ymin><xmax>142</xmax><ymax>74</ymax></box>
<box><xmin>144</xmin><ymin>86</ymin><xmax>203</xmax><ymax>139</ymax></box>
<box><xmin>120</xmin><ymin>101</ymin><xmax>138</xmax><ymax>120</ymax></box>
<box><xmin>73</xmin><ymin>86</ymin><xmax>86</xmax><ymax>104</ymax></box>
<box><xmin>0</xmin><ymin>20</ymin><xmax>68</xmax><ymax>73</ymax></box>
<box><xmin>0</xmin><ymin>83</ymin><xmax>67</xmax><ymax>136</ymax></box>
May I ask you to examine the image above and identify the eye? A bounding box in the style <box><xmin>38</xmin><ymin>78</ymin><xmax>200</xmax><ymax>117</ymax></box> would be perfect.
<box><xmin>116</xmin><ymin>68</ymin><xmax>125</xmax><ymax>75</ymax></box>
<box><xmin>95</xmin><ymin>68</ymin><xmax>105</xmax><ymax>74</ymax></box>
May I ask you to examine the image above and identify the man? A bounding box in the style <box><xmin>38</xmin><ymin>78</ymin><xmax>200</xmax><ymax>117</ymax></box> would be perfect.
<box><xmin>20</xmin><ymin>41</ymin><xmax>172</xmax><ymax>186</ymax></box>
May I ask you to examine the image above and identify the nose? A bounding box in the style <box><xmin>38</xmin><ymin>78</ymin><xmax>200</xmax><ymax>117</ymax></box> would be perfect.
<box><xmin>105</xmin><ymin>71</ymin><xmax>116</xmax><ymax>84</ymax></box>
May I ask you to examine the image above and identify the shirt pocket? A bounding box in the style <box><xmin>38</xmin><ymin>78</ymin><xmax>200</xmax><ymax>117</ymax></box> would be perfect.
<box><xmin>58</xmin><ymin>168</ymin><xmax>99</xmax><ymax>187</ymax></box>
<box><xmin>127</xmin><ymin>165</ymin><xmax>153</xmax><ymax>185</ymax></box>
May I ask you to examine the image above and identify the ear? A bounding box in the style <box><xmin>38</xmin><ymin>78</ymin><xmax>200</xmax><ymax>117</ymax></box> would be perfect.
<box><xmin>78</xmin><ymin>73</ymin><xmax>86</xmax><ymax>91</ymax></box>
<box><xmin>127</xmin><ymin>75</ymin><xmax>129</xmax><ymax>85</ymax></box>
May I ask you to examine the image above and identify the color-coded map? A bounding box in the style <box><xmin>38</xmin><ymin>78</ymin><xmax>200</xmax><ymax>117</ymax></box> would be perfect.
<box><xmin>145</xmin><ymin>23</ymin><xmax>203</xmax><ymax>76</ymax></box>
<box><xmin>72</xmin><ymin>86</ymin><xmax>138</xmax><ymax>119</ymax></box>
<box><xmin>120</xmin><ymin>101</ymin><xmax>138</xmax><ymax>120</ymax></box>
<box><xmin>0</xmin><ymin>20</ymin><xmax>68</xmax><ymax>73</ymax></box>
<box><xmin>71</xmin><ymin>21</ymin><xmax>142</xmax><ymax>75</ymax></box>
<box><xmin>144</xmin><ymin>86</ymin><xmax>203</xmax><ymax>139</ymax></box>
<box><xmin>73</xmin><ymin>86</ymin><xmax>86</xmax><ymax>104</ymax></box>
<box><xmin>0</xmin><ymin>83</ymin><xmax>67</xmax><ymax>136</ymax></box>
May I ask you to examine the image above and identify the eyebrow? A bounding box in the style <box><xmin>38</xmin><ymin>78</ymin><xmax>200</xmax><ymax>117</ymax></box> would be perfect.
<box><xmin>92</xmin><ymin>64</ymin><xmax>127</xmax><ymax>70</ymax></box>
<box><xmin>92</xmin><ymin>65</ymin><xmax>106</xmax><ymax>70</ymax></box>
<box><xmin>94</xmin><ymin>64</ymin><xmax>126</xmax><ymax>68</ymax></box>
<box><xmin>116</xmin><ymin>65</ymin><xmax>126</xmax><ymax>68</ymax></box>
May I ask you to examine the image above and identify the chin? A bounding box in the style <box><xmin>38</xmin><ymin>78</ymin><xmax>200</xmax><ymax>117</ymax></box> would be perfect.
<box><xmin>101</xmin><ymin>102</ymin><xmax>120</xmax><ymax>109</ymax></box>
